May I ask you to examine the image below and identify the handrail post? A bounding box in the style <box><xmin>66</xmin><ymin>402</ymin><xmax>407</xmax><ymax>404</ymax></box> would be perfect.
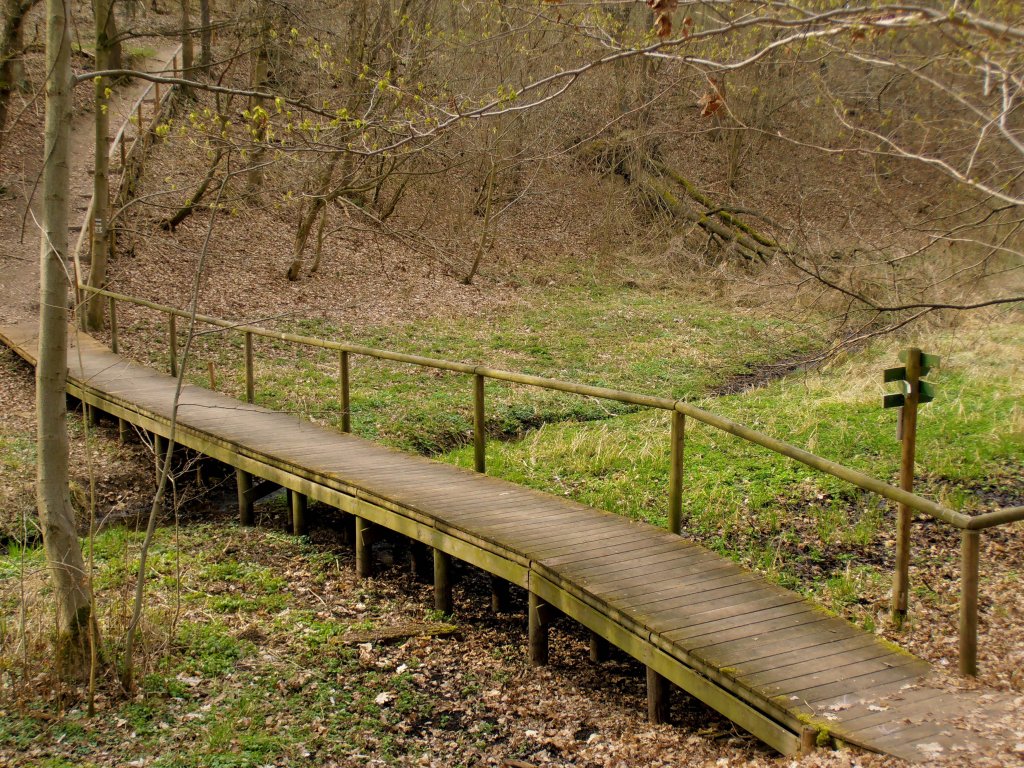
<box><xmin>108</xmin><ymin>296</ymin><xmax>118</xmax><ymax>353</ymax></box>
<box><xmin>244</xmin><ymin>331</ymin><xmax>255</xmax><ymax>403</ymax></box>
<box><xmin>339</xmin><ymin>350</ymin><xmax>351</xmax><ymax>432</ymax></box>
<box><xmin>668</xmin><ymin>410</ymin><xmax>685</xmax><ymax>534</ymax></box>
<box><xmin>892</xmin><ymin>347</ymin><xmax>921</xmax><ymax>627</ymax></box>
<box><xmin>168</xmin><ymin>312</ymin><xmax>178</xmax><ymax>378</ymax></box>
<box><xmin>473</xmin><ymin>373</ymin><xmax>486</xmax><ymax>473</ymax></box>
<box><xmin>959</xmin><ymin>529</ymin><xmax>980</xmax><ymax>676</ymax></box>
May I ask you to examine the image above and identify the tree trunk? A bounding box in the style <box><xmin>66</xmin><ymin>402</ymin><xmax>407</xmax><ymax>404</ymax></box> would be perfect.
<box><xmin>308</xmin><ymin>204</ymin><xmax>328</xmax><ymax>274</ymax></box>
<box><xmin>286</xmin><ymin>198</ymin><xmax>325</xmax><ymax>280</ymax></box>
<box><xmin>179</xmin><ymin>0</ymin><xmax>194</xmax><ymax>96</ymax></box>
<box><xmin>0</xmin><ymin>0</ymin><xmax>39</xmax><ymax>147</ymax></box>
<box><xmin>86</xmin><ymin>0</ymin><xmax>114</xmax><ymax>331</ymax></box>
<box><xmin>199</xmin><ymin>0</ymin><xmax>211</xmax><ymax>73</ymax></box>
<box><xmin>39</xmin><ymin>0</ymin><xmax>95</xmax><ymax>681</ymax></box>
<box><xmin>103</xmin><ymin>0</ymin><xmax>121</xmax><ymax>71</ymax></box>
<box><xmin>286</xmin><ymin>152</ymin><xmax>342</xmax><ymax>280</ymax></box>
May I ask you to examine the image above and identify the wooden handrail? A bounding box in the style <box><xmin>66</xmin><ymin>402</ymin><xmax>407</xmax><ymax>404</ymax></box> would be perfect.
<box><xmin>76</xmin><ymin>284</ymin><xmax>1006</xmax><ymax>531</ymax></box>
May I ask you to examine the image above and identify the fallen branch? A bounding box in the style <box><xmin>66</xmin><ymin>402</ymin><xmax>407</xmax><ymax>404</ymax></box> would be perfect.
<box><xmin>578</xmin><ymin>134</ymin><xmax>779</xmax><ymax>262</ymax></box>
<box><xmin>159</xmin><ymin>148</ymin><xmax>226</xmax><ymax>231</ymax></box>
<box><xmin>653</xmin><ymin>160</ymin><xmax>786</xmax><ymax>253</ymax></box>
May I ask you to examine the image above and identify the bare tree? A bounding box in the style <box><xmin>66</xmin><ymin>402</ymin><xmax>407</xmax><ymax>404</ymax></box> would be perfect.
<box><xmin>86</xmin><ymin>0</ymin><xmax>117</xmax><ymax>331</ymax></box>
<box><xmin>38</xmin><ymin>0</ymin><xmax>96</xmax><ymax>679</ymax></box>
<box><xmin>198</xmin><ymin>0</ymin><xmax>211</xmax><ymax>73</ymax></box>
<box><xmin>0</xmin><ymin>0</ymin><xmax>41</xmax><ymax>144</ymax></box>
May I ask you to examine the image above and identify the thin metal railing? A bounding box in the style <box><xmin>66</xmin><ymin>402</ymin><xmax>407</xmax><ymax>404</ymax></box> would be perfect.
<box><xmin>81</xmin><ymin>284</ymin><xmax>1024</xmax><ymax>675</ymax></box>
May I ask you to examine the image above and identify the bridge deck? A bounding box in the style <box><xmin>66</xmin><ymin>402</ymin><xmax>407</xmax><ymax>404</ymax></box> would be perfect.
<box><xmin>2</xmin><ymin>322</ymin><xmax>1010</xmax><ymax>761</ymax></box>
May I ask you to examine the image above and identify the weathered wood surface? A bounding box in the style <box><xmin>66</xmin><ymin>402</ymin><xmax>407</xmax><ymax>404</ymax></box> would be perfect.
<box><xmin>2</xmin><ymin>322</ymin><xmax>1019</xmax><ymax>762</ymax></box>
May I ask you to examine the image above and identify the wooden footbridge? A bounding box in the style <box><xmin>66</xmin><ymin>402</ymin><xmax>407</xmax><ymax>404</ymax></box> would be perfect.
<box><xmin>3</xmin><ymin>314</ymin><xmax>1021</xmax><ymax>762</ymax></box>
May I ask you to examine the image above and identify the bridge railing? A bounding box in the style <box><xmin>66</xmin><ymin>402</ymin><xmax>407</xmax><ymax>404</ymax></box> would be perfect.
<box><xmin>80</xmin><ymin>284</ymin><xmax>1024</xmax><ymax>676</ymax></box>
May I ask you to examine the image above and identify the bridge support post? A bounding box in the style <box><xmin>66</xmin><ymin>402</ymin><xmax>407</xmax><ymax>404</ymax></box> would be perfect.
<box><xmin>153</xmin><ymin>434</ymin><xmax>167</xmax><ymax>484</ymax></box>
<box><xmin>892</xmin><ymin>348</ymin><xmax>922</xmax><ymax>626</ymax></box>
<box><xmin>291</xmin><ymin>491</ymin><xmax>307</xmax><ymax>536</ymax></box>
<box><xmin>490</xmin><ymin>575</ymin><xmax>509</xmax><ymax>613</ymax></box>
<box><xmin>195</xmin><ymin>458</ymin><xmax>209</xmax><ymax>488</ymax></box>
<box><xmin>589</xmin><ymin>631</ymin><xmax>608</xmax><ymax>663</ymax></box>
<box><xmin>409</xmin><ymin>542</ymin><xmax>431</xmax><ymax>582</ymax></box>
<box><xmin>118</xmin><ymin>417</ymin><xmax>129</xmax><ymax>443</ymax></box>
<box><xmin>800</xmin><ymin>726</ymin><xmax>818</xmax><ymax>753</ymax></box>
<box><xmin>528</xmin><ymin>592</ymin><xmax>551</xmax><ymax>666</ymax></box>
<box><xmin>646</xmin><ymin>667</ymin><xmax>670</xmax><ymax>724</ymax></box>
<box><xmin>473</xmin><ymin>373</ymin><xmax>486</xmax><ymax>473</ymax></box>
<box><xmin>236</xmin><ymin>469</ymin><xmax>254</xmax><ymax>525</ymax></box>
<box><xmin>433</xmin><ymin>549</ymin><xmax>453</xmax><ymax>614</ymax></box>
<box><xmin>168</xmin><ymin>313</ymin><xmax>178</xmax><ymax>378</ymax></box>
<box><xmin>355</xmin><ymin>517</ymin><xmax>373</xmax><ymax>578</ymax></box>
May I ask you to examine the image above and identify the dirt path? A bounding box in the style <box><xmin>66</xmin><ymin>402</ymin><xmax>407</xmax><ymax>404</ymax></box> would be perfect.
<box><xmin>0</xmin><ymin>43</ymin><xmax>181</xmax><ymax>326</ymax></box>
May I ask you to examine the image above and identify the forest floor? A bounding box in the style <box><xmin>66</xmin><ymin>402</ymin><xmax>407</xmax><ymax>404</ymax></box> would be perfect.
<box><xmin>1</xmin><ymin>21</ymin><xmax>1023</xmax><ymax>768</ymax></box>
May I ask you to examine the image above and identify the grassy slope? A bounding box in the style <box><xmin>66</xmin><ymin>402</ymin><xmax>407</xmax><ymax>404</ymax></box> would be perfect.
<box><xmin>121</xmin><ymin>283</ymin><xmax>820</xmax><ymax>454</ymax></box>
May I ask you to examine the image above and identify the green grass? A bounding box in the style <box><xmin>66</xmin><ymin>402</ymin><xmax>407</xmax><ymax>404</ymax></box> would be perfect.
<box><xmin>122</xmin><ymin>284</ymin><xmax>821</xmax><ymax>454</ymax></box>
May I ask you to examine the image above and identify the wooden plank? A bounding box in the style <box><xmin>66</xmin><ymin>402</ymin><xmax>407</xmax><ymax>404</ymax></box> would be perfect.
<box><xmin>574</xmin><ymin>556</ymin><xmax>704</xmax><ymax>592</ymax></box>
<box><xmin>611</xmin><ymin>567</ymin><xmax>753</xmax><ymax>608</ymax></box>
<box><xmin>646</xmin><ymin>592</ymin><xmax>806</xmax><ymax>636</ymax></box>
<box><xmin>858</xmin><ymin>720</ymin><xmax>957</xmax><ymax>757</ymax></box>
<box><xmin>692</xmin><ymin>616</ymin><xmax>847</xmax><ymax>661</ymax></box>
<box><xmin>666</xmin><ymin>602</ymin><xmax>817</xmax><ymax>646</ymax></box>
<box><xmin>742</xmin><ymin>643</ymin><xmax>904</xmax><ymax>689</ymax></box>
<box><xmin>790</xmin><ymin>662</ymin><xmax>927</xmax><ymax>706</ymax></box>
<box><xmin>449</xmin><ymin>507</ymin><xmax>575</xmax><ymax>531</ymax></box>
<box><xmin>829</xmin><ymin>688</ymin><xmax>947</xmax><ymax>732</ymax></box>
<box><xmin>564</xmin><ymin>544</ymin><xmax>717</xmax><ymax>581</ymax></box>
<box><xmin>455</xmin><ymin>503</ymin><xmax>586</xmax><ymax>528</ymax></box>
<box><xmin>628</xmin><ymin>578</ymin><xmax>770</xmax><ymax>620</ymax></box>
<box><xmin>507</xmin><ymin>525</ymin><xmax>655</xmax><ymax>556</ymax></box>
<box><xmin>761</xmin><ymin>653</ymin><xmax>922</xmax><ymax>698</ymax></box>
<box><xmin>733</xmin><ymin>634</ymin><xmax>882</xmax><ymax>679</ymax></box>
<box><xmin>541</xmin><ymin>534</ymin><xmax>700</xmax><ymax>569</ymax></box>
<box><xmin>526</xmin><ymin>527</ymin><xmax>663</xmax><ymax>558</ymax></box>
<box><xmin>576</xmin><ymin>556</ymin><xmax>746</xmax><ymax>598</ymax></box>
<box><xmin>538</xmin><ymin>521</ymin><xmax>691</xmax><ymax>554</ymax></box>
<box><xmin>409</xmin><ymin>492</ymin><xmax>551</xmax><ymax>518</ymax></box>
